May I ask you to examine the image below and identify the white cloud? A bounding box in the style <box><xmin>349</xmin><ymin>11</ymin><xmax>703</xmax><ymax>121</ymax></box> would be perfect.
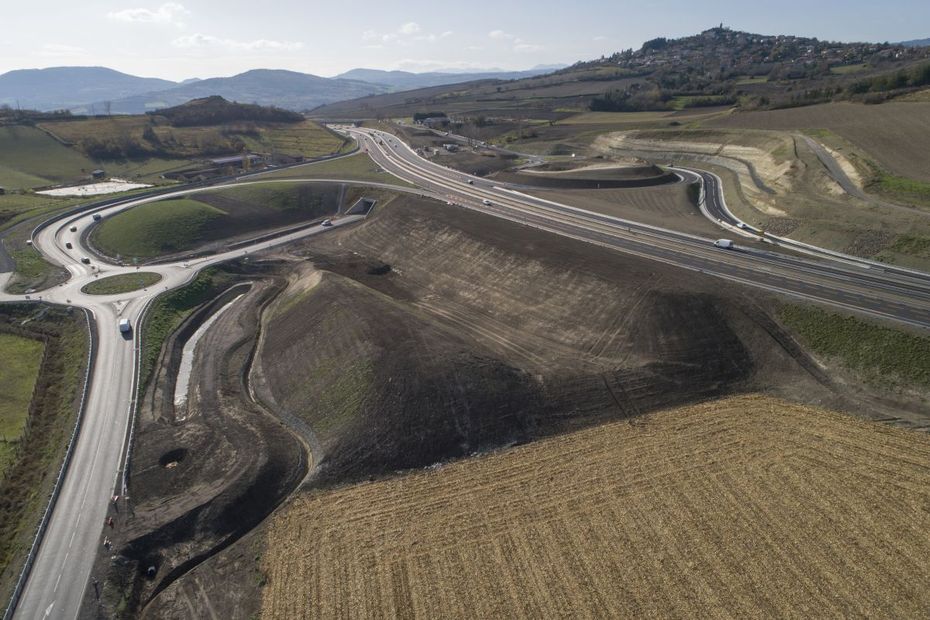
<box><xmin>488</xmin><ymin>30</ymin><xmax>514</xmax><ymax>40</ymax></box>
<box><xmin>364</xmin><ymin>23</ymin><xmax>449</xmax><ymax>46</ymax></box>
<box><xmin>107</xmin><ymin>2</ymin><xmax>189</xmax><ymax>24</ymax></box>
<box><xmin>514</xmin><ymin>42</ymin><xmax>544</xmax><ymax>53</ymax></box>
<box><xmin>38</xmin><ymin>44</ymin><xmax>88</xmax><ymax>57</ymax></box>
<box><xmin>593</xmin><ymin>35</ymin><xmax>609</xmax><ymax>42</ymax></box>
<box><xmin>489</xmin><ymin>30</ymin><xmax>542</xmax><ymax>53</ymax></box>
<box><xmin>172</xmin><ymin>33</ymin><xmax>303</xmax><ymax>52</ymax></box>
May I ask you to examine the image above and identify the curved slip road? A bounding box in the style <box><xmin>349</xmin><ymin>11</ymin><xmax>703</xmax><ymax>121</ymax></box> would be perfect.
<box><xmin>0</xmin><ymin>180</ymin><xmax>373</xmax><ymax>620</ymax></box>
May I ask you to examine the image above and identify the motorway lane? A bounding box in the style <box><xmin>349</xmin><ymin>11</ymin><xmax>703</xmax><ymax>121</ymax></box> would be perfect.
<box><xmin>359</xmin><ymin>127</ymin><xmax>930</xmax><ymax>294</ymax></box>
<box><xmin>345</xmin><ymin>126</ymin><xmax>930</xmax><ymax>329</ymax></box>
<box><xmin>0</xmin><ymin>182</ymin><xmax>370</xmax><ymax>620</ymax></box>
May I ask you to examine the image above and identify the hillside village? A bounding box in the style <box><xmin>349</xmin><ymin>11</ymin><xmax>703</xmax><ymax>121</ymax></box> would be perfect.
<box><xmin>593</xmin><ymin>26</ymin><xmax>930</xmax><ymax>78</ymax></box>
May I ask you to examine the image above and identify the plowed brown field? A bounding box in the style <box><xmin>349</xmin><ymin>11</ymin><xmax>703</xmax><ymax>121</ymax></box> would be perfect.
<box><xmin>260</xmin><ymin>394</ymin><xmax>930</xmax><ymax>618</ymax></box>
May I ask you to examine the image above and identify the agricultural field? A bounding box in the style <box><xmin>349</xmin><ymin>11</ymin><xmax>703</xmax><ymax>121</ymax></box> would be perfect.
<box><xmin>0</xmin><ymin>193</ymin><xmax>83</xmax><ymax>231</ymax></box>
<box><xmin>708</xmin><ymin>101</ymin><xmax>930</xmax><ymax>183</ymax></box>
<box><xmin>0</xmin><ymin>333</ymin><xmax>44</xmax><ymax>476</ymax></box>
<box><xmin>0</xmin><ymin>125</ymin><xmax>97</xmax><ymax>190</ymax></box>
<box><xmin>261</xmin><ymin>394</ymin><xmax>930</xmax><ymax>619</ymax></box>
<box><xmin>40</xmin><ymin>116</ymin><xmax>346</xmax><ymax>162</ymax></box>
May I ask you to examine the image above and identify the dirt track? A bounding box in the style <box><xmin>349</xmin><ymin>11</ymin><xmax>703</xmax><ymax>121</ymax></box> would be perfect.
<box><xmin>261</xmin><ymin>394</ymin><xmax>930</xmax><ymax>619</ymax></box>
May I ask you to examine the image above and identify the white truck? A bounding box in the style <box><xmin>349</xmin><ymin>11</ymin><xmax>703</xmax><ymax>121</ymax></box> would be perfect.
<box><xmin>118</xmin><ymin>318</ymin><xmax>131</xmax><ymax>334</ymax></box>
<box><xmin>713</xmin><ymin>239</ymin><xmax>735</xmax><ymax>249</ymax></box>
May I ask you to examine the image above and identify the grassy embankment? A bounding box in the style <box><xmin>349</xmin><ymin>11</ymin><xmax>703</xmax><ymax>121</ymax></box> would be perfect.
<box><xmin>780</xmin><ymin>304</ymin><xmax>930</xmax><ymax>390</ymax></box>
<box><xmin>257</xmin><ymin>152</ymin><xmax>415</xmax><ymax>187</ymax></box>
<box><xmin>80</xmin><ymin>272</ymin><xmax>162</xmax><ymax>295</ymax></box>
<box><xmin>0</xmin><ymin>306</ymin><xmax>88</xmax><ymax>603</ymax></box>
<box><xmin>0</xmin><ymin>334</ymin><xmax>44</xmax><ymax>476</ymax></box>
<box><xmin>93</xmin><ymin>198</ymin><xmax>224</xmax><ymax>259</ymax></box>
<box><xmin>139</xmin><ymin>267</ymin><xmax>238</xmax><ymax>393</ymax></box>
<box><xmin>93</xmin><ymin>181</ymin><xmax>369</xmax><ymax>261</ymax></box>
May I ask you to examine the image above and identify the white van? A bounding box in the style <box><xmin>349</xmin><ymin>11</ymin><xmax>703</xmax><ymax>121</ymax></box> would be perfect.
<box><xmin>118</xmin><ymin>319</ymin><xmax>131</xmax><ymax>333</ymax></box>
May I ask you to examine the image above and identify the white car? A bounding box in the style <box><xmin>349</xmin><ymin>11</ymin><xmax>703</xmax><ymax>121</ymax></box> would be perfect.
<box><xmin>321</xmin><ymin>219</ymin><xmax>333</xmax><ymax>227</ymax></box>
<box><xmin>482</xmin><ymin>199</ymin><xmax>492</xmax><ymax>206</ymax></box>
<box><xmin>737</xmin><ymin>222</ymin><xmax>749</xmax><ymax>230</ymax></box>
<box><xmin>118</xmin><ymin>318</ymin><xmax>131</xmax><ymax>333</ymax></box>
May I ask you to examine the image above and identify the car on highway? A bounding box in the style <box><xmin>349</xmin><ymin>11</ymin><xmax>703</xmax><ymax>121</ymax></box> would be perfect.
<box><xmin>93</xmin><ymin>213</ymin><xmax>102</xmax><ymax>221</ymax></box>
<box><xmin>482</xmin><ymin>199</ymin><xmax>492</xmax><ymax>206</ymax></box>
<box><xmin>70</xmin><ymin>225</ymin><xmax>77</xmax><ymax>232</ymax></box>
<box><xmin>737</xmin><ymin>223</ymin><xmax>749</xmax><ymax>230</ymax></box>
<box><xmin>467</xmin><ymin>180</ymin><xmax>474</xmax><ymax>185</ymax></box>
<box><xmin>321</xmin><ymin>219</ymin><xmax>333</xmax><ymax>227</ymax></box>
<box><xmin>80</xmin><ymin>256</ymin><xmax>91</xmax><ymax>264</ymax></box>
<box><xmin>118</xmin><ymin>318</ymin><xmax>131</xmax><ymax>334</ymax></box>
<box><xmin>65</xmin><ymin>242</ymin><xmax>73</xmax><ymax>249</ymax></box>
<box><xmin>714</xmin><ymin>239</ymin><xmax>735</xmax><ymax>249</ymax></box>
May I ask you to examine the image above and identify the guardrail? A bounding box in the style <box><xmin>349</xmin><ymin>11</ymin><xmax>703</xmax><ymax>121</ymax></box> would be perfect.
<box><xmin>3</xmin><ymin>306</ymin><xmax>97</xmax><ymax>620</ymax></box>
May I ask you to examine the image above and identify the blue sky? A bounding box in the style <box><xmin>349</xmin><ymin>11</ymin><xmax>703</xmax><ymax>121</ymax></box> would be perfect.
<box><xmin>1</xmin><ymin>0</ymin><xmax>928</xmax><ymax>80</ymax></box>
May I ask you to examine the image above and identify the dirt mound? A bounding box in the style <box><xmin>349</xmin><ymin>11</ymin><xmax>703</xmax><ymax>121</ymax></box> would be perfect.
<box><xmin>254</xmin><ymin>196</ymin><xmax>832</xmax><ymax>486</ymax></box>
<box><xmin>496</xmin><ymin>162</ymin><xmax>678</xmax><ymax>189</ymax></box>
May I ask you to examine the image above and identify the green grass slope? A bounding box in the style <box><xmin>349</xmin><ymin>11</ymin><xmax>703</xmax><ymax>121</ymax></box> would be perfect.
<box><xmin>0</xmin><ymin>126</ymin><xmax>96</xmax><ymax>189</ymax></box>
<box><xmin>93</xmin><ymin>182</ymin><xmax>345</xmax><ymax>260</ymax></box>
<box><xmin>94</xmin><ymin>198</ymin><xmax>225</xmax><ymax>258</ymax></box>
<box><xmin>0</xmin><ymin>333</ymin><xmax>44</xmax><ymax>476</ymax></box>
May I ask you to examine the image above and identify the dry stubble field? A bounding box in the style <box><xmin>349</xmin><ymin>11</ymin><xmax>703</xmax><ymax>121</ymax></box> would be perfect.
<box><xmin>261</xmin><ymin>394</ymin><xmax>930</xmax><ymax>618</ymax></box>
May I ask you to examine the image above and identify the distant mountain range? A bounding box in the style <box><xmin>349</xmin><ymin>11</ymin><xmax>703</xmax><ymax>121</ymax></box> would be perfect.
<box><xmin>0</xmin><ymin>67</ymin><xmax>176</xmax><ymax>111</ymax></box>
<box><xmin>333</xmin><ymin>66</ymin><xmax>563</xmax><ymax>91</ymax></box>
<box><xmin>0</xmin><ymin>64</ymin><xmax>567</xmax><ymax>114</ymax></box>
<box><xmin>900</xmin><ymin>38</ymin><xmax>930</xmax><ymax>47</ymax></box>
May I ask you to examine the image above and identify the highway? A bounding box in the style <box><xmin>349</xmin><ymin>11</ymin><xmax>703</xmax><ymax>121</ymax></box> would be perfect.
<box><xmin>342</xmin><ymin>125</ymin><xmax>930</xmax><ymax>330</ymax></box>
<box><xmin>2</xmin><ymin>125</ymin><xmax>930</xmax><ymax>619</ymax></box>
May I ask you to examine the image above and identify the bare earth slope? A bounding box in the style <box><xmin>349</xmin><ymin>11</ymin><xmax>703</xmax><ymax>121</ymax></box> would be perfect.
<box><xmin>261</xmin><ymin>394</ymin><xmax>930</xmax><ymax>619</ymax></box>
<box><xmin>253</xmin><ymin>196</ymin><xmax>845</xmax><ymax>487</ymax></box>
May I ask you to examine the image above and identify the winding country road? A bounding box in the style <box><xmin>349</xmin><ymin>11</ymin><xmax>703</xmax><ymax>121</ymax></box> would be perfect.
<box><xmin>2</xmin><ymin>126</ymin><xmax>930</xmax><ymax>619</ymax></box>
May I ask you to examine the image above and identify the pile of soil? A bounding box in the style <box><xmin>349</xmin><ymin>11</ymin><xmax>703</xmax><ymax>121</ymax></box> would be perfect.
<box><xmin>495</xmin><ymin>162</ymin><xmax>678</xmax><ymax>189</ymax></box>
<box><xmin>254</xmin><ymin>197</ymin><xmax>838</xmax><ymax>487</ymax></box>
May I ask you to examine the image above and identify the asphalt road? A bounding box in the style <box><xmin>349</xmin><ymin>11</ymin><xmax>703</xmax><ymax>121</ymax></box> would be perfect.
<box><xmin>343</xmin><ymin>125</ymin><xmax>930</xmax><ymax>330</ymax></box>
<box><xmin>0</xmin><ymin>181</ymin><xmax>367</xmax><ymax>620</ymax></box>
